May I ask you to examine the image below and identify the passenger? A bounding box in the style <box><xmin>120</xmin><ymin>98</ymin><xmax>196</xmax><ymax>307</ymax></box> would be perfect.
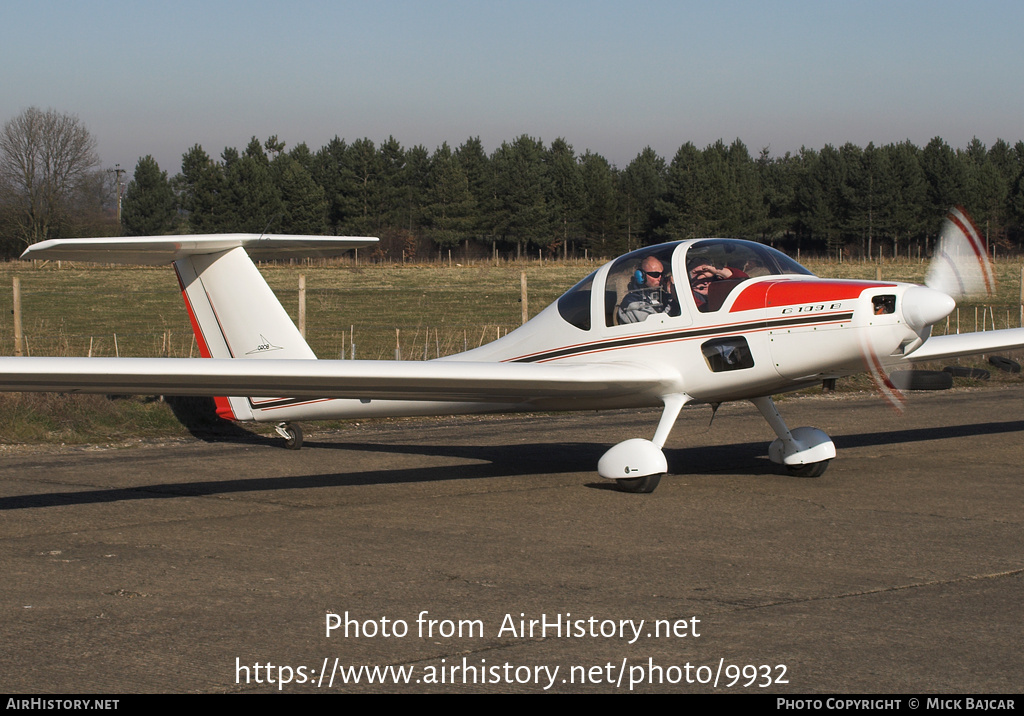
<box><xmin>617</xmin><ymin>256</ymin><xmax>677</xmax><ymax>324</ymax></box>
<box><xmin>689</xmin><ymin>262</ymin><xmax>748</xmax><ymax>312</ymax></box>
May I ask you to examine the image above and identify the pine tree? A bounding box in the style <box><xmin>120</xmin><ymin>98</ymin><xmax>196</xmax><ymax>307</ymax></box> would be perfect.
<box><xmin>312</xmin><ymin>136</ymin><xmax>354</xmax><ymax>232</ymax></box>
<box><xmin>272</xmin><ymin>155</ymin><xmax>327</xmax><ymax>234</ymax></box>
<box><xmin>423</xmin><ymin>143</ymin><xmax>475</xmax><ymax>248</ymax></box>
<box><xmin>489</xmin><ymin>135</ymin><xmax>549</xmax><ymax>257</ymax></box>
<box><xmin>121</xmin><ymin>155</ymin><xmax>176</xmax><ymax>235</ymax></box>
<box><xmin>176</xmin><ymin>144</ymin><xmax>229</xmax><ymax>233</ymax></box>
<box><xmin>579</xmin><ymin>150</ymin><xmax>619</xmax><ymax>255</ymax></box>
<box><xmin>223</xmin><ymin>153</ymin><xmax>282</xmax><ymax>233</ymax></box>
<box><xmin>619</xmin><ymin>147</ymin><xmax>666</xmax><ymax>249</ymax></box>
<box><xmin>546</xmin><ymin>138</ymin><xmax>584</xmax><ymax>257</ymax></box>
<box><xmin>454</xmin><ymin>136</ymin><xmax>490</xmax><ymax>235</ymax></box>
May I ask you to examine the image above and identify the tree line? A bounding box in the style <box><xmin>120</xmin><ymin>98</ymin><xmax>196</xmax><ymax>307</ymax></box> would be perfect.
<box><xmin>4</xmin><ymin>107</ymin><xmax>1024</xmax><ymax>261</ymax></box>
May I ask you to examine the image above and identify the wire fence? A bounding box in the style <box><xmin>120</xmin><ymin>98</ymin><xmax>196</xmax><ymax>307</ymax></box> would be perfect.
<box><xmin>0</xmin><ymin>264</ymin><xmax>584</xmax><ymax>360</ymax></box>
<box><xmin>2</xmin><ymin>260</ymin><xmax>1022</xmax><ymax>360</ymax></box>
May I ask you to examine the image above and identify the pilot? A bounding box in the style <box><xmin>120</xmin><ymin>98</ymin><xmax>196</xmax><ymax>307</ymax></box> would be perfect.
<box><xmin>617</xmin><ymin>256</ymin><xmax>677</xmax><ymax>324</ymax></box>
<box><xmin>689</xmin><ymin>262</ymin><xmax>748</xmax><ymax>312</ymax></box>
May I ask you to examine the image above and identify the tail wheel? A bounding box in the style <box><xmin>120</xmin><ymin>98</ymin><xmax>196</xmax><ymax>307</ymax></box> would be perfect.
<box><xmin>275</xmin><ymin>422</ymin><xmax>303</xmax><ymax>450</ymax></box>
<box><xmin>616</xmin><ymin>473</ymin><xmax>663</xmax><ymax>493</ymax></box>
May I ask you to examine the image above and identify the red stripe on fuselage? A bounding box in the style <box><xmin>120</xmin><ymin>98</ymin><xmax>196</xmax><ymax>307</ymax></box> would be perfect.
<box><xmin>730</xmin><ymin>279</ymin><xmax>895</xmax><ymax>312</ymax></box>
<box><xmin>174</xmin><ymin>266</ymin><xmax>213</xmax><ymax>359</ymax></box>
<box><xmin>174</xmin><ymin>264</ymin><xmax>237</xmax><ymax>421</ymax></box>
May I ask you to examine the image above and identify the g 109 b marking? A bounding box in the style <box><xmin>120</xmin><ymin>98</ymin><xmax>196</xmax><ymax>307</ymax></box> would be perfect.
<box><xmin>781</xmin><ymin>303</ymin><xmax>843</xmax><ymax>314</ymax></box>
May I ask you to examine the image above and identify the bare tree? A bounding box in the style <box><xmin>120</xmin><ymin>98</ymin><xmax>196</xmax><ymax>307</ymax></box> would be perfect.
<box><xmin>0</xmin><ymin>107</ymin><xmax>100</xmax><ymax>248</ymax></box>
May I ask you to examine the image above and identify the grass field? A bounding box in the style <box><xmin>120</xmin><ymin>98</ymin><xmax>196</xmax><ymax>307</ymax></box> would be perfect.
<box><xmin>0</xmin><ymin>258</ymin><xmax>600</xmax><ymax>360</ymax></box>
<box><xmin>0</xmin><ymin>254</ymin><xmax>1021</xmax><ymax>443</ymax></box>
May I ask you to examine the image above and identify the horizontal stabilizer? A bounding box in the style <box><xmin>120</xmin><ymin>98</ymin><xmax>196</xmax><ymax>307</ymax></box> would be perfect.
<box><xmin>21</xmin><ymin>234</ymin><xmax>377</xmax><ymax>265</ymax></box>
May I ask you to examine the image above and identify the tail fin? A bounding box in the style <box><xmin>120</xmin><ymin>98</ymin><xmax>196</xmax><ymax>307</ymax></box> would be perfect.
<box><xmin>174</xmin><ymin>247</ymin><xmax>317</xmax><ymax>420</ymax></box>
<box><xmin>22</xmin><ymin>234</ymin><xmax>377</xmax><ymax>421</ymax></box>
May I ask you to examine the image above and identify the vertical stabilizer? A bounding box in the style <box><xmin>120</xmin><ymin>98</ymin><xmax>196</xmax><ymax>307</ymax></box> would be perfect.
<box><xmin>174</xmin><ymin>247</ymin><xmax>315</xmax><ymax>420</ymax></box>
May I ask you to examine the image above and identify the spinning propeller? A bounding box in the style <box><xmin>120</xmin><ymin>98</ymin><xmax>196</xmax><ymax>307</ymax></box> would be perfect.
<box><xmin>865</xmin><ymin>206</ymin><xmax>994</xmax><ymax>411</ymax></box>
<box><xmin>926</xmin><ymin>206</ymin><xmax>996</xmax><ymax>300</ymax></box>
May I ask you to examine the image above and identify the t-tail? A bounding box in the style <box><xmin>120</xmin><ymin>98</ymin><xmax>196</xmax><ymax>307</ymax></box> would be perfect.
<box><xmin>21</xmin><ymin>234</ymin><xmax>377</xmax><ymax>421</ymax></box>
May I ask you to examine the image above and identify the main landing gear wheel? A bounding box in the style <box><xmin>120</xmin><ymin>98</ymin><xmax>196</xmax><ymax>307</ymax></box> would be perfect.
<box><xmin>616</xmin><ymin>473</ymin><xmax>664</xmax><ymax>494</ymax></box>
<box><xmin>599</xmin><ymin>439</ymin><xmax>669</xmax><ymax>494</ymax></box>
<box><xmin>275</xmin><ymin>422</ymin><xmax>303</xmax><ymax>450</ymax></box>
<box><xmin>785</xmin><ymin>460</ymin><xmax>830</xmax><ymax>478</ymax></box>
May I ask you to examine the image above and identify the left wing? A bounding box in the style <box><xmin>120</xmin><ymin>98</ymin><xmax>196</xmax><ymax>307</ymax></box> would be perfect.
<box><xmin>0</xmin><ymin>357</ymin><xmax>680</xmax><ymax>409</ymax></box>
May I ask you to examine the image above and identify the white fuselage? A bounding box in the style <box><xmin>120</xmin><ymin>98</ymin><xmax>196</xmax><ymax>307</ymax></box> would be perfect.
<box><xmin>245</xmin><ymin>240</ymin><xmax>926</xmax><ymax>424</ymax></box>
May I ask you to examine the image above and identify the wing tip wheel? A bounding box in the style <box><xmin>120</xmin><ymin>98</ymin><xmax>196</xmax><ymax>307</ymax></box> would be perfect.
<box><xmin>275</xmin><ymin>422</ymin><xmax>303</xmax><ymax>450</ymax></box>
<box><xmin>615</xmin><ymin>473</ymin><xmax>664</xmax><ymax>493</ymax></box>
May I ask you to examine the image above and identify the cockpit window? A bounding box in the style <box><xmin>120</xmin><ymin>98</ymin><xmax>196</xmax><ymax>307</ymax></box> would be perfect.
<box><xmin>872</xmin><ymin>295</ymin><xmax>896</xmax><ymax>315</ymax></box>
<box><xmin>557</xmin><ymin>270</ymin><xmax>596</xmax><ymax>330</ymax></box>
<box><xmin>605</xmin><ymin>244</ymin><xmax>682</xmax><ymax>326</ymax></box>
<box><xmin>686</xmin><ymin>240</ymin><xmax>813</xmax><ymax>312</ymax></box>
<box><xmin>688</xmin><ymin>240</ymin><xmax>814</xmax><ymax>278</ymax></box>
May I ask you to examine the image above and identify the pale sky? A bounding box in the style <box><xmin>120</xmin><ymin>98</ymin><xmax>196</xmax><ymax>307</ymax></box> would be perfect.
<box><xmin>4</xmin><ymin>0</ymin><xmax>1022</xmax><ymax>179</ymax></box>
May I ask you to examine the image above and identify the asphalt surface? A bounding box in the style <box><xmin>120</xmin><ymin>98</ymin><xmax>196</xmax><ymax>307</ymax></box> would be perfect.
<box><xmin>1</xmin><ymin>386</ymin><xmax>1022</xmax><ymax>694</ymax></box>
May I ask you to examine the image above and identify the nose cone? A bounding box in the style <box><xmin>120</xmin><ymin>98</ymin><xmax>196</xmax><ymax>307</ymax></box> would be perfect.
<box><xmin>901</xmin><ymin>286</ymin><xmax>956</xmax><ymax>332</ymax></box>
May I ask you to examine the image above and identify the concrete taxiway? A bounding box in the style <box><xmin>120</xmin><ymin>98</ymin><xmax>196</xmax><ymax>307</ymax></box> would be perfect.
<box><xmin>1</xmin><ymin>387</ymin><xmax>1021</xmax><ymax>693</ymax></box>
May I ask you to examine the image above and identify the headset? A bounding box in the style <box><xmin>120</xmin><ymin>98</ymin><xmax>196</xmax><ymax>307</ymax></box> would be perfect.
<box><xmin>634</xmin><ymin>268</ymin><xmax>666</xmax><ymax>286</ymax></box>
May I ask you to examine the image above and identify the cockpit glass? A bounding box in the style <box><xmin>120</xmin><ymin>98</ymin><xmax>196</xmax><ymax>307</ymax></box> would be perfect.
<box><xmin>686</xmin><ymin>240</ymin><xmax>814</xmax><ymax>278</ymax></box>
<box><xmin>685</xmin><ymin>240</ymin><xmax>814</xmax><ymax>312</ymax></box>
<box><xmin>604</xmin><ymin>243</ymin><xmax>682</xmax><ymax>326</ymax></box>
<box><xmin>560</xmin><ymin>240</ymin><xmax>815</xmax><ymax>329</ymax></box>
<box><xmin>557</xmin><ymin>270</ymin><xmax>596</xmax><ymax>330</ymax></box>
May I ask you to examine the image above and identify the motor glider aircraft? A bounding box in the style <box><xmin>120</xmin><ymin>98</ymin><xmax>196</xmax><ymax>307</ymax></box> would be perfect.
<box><xmin>1</xmin><ymin>208</ymin><xmax>1022</xmax><ymax>493</ymax></box>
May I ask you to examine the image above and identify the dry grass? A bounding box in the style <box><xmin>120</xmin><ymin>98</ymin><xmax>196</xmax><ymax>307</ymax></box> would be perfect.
<box><xmin>0</xmin><ymin>392</ymin><xmax>188</xmax><ymax>444</ymax></box>
<box><xmin>0</xmin><ymin>259</ymin><xmax>598</xmax><ymax>361</ymax></box>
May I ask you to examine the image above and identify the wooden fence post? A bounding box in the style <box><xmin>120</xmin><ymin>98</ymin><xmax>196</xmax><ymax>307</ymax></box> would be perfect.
<box><xmin>12</xmin><ymin>277</ymin><xmax>23</xmax><ymax>356</ymax></box>
<box><xmin>521</xmin><ymin>271</ymin><xmax>528</xmax><ymax>325</ymax></box>
<box><xmin>298</xmin><ymin>274</ymin><xmax>306</xmax><ymax>338</ymax></box>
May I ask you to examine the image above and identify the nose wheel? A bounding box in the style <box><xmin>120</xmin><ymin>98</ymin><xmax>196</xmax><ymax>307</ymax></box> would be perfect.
<box><xmin>274</xmin><ymin>422</ymin><xmax>303</xmax><ymax>450</ymax></box>
<box><xmin>751</xmin><ymin>396</ymin><xmax>835</xmax><ymax>477</ymax></box>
